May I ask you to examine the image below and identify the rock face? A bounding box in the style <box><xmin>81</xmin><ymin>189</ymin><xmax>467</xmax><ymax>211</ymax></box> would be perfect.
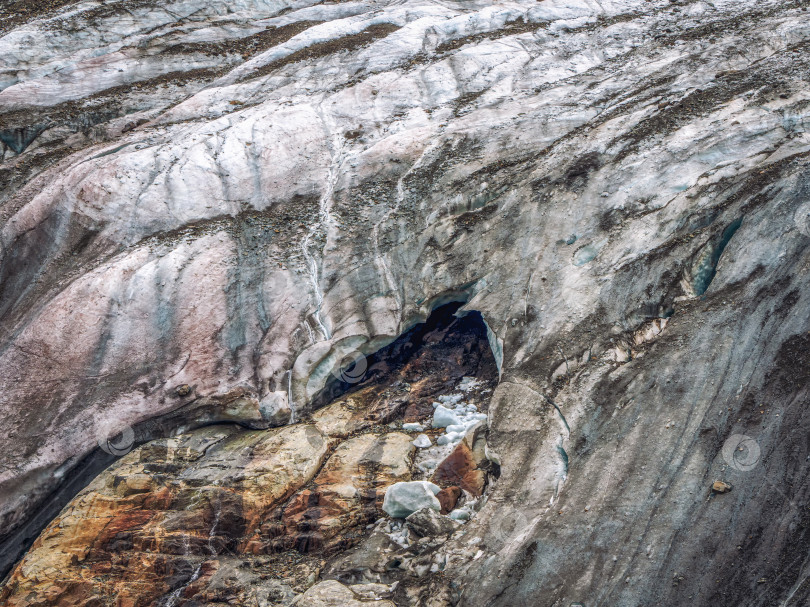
<box><xmin>282</xmin><ymin>431</ymin><xmax>415</xmax><ymax>551</ymax></box>
<box><xmin>3</xmin><ymin>0</ymin><xmax>810</xmax><ymax>605</ymax></box>
<box><xmin>0</xmin><ymin>423</ymin><xmax>331</xmax><ymax>606</ymax></box>
<box><xmin>0</xmin><ymin>301</ymin><xmax>497</xmax><ymax>605</ymax></box>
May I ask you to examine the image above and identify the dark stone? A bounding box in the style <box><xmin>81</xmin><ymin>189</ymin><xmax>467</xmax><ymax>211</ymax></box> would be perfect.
<box><xmin>405</xmin><ymin>508</ymin><xmax>458</xmax><ymax>538</ymax></box>
<box><xmin>175</xmin><ymin>384</ymin><xmax>192</xmax><ymax>396</ymax></box>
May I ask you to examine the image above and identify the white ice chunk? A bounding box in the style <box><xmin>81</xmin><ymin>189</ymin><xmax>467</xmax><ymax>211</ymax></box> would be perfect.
<box><xmin>419</xmin><ymin>459</ymin><xmax>438</xmax><ymax>470</ymax></box>
<box><xmin>449</xmin><ymin>509</ymin><xmax>470</xmax><ymax>521</ymax></box>
<box><xmin>412</xmin><ymin>434</ymin><xmax>432</xmax><ymax>448</ymax></box>
<box><xmin>383</xmin><ymin>481</ymin><xmax>442</xmax><ymax>518</ymax></box>
<box><xmin>457</xmin><ymin>377</ymin><xmax>479</xmax><ymax>391</ymax></box>
<box><xmin>438</xmin><ymin>394</ymin><xmax>464</xmax><ymax>405</ymax></box>
<box><xmin>432</xmin><ymin>405</ymin><xmax>461</xmax><ymax>428</ymax></box>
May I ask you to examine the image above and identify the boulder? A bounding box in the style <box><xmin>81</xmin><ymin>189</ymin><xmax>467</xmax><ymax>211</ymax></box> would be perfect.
<box><xmin>348</xmin><ymin>583</ymin><xmax>395</xmax><ymax>600</ymax></box>
<box><xmin>436</xmin><ymin>486</ymin><xmax>462</xmax><ymax>514</ymax></box>
<box><xmin>175</xmin><ymin>384</ymin><xmax>192</xmax><ymax>396</ymax></box>
<box><xmin>382</xmin><ymin>481</ymin><xmax>442</xmax><ymax>519</ymax></box>
<box><xmin>321</xmin><ymin>530</ymin><xmax>400</xmax><ymax>584</ymax></box>
<box><xmin>290</xmin><ymin>580</ymin><xmax>395</xmax><ymax>606</ymax></box>
<box><xmin>431</xmin><ymin>425</ymin><xmax>489</xmax><ymax>496</ymax></box>
<box><xmin>405</xmin><ymin>508</ymin><xmax>459</xmax><ymax>537</ymax></box>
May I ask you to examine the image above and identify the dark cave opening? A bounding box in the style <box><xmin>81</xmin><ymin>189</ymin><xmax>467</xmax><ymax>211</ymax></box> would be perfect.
<box><xmin>309</xmin><ymin>301</ymin><xmax>498</xmax><ymax>416</ymax></box>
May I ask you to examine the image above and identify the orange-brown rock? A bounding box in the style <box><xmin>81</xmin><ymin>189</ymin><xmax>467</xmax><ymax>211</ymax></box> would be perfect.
<box><xmin>431</xmin><ymin>424</ymin><xmax>489</xmax><ymax>497</ymax></box>
<box><xmin>436</xmin><ymin>486</ymin><xmax>463</xmax><ymax>514</ymax></box>
<box><xmin>0</xmin><ymin>401</ymin><xmax>426</xmax><ymax>605</ymax></box>
<box><xmin>0</xmin><ymin>424</ymin><xmax>330</xmax><ymax>607</ymax></box>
